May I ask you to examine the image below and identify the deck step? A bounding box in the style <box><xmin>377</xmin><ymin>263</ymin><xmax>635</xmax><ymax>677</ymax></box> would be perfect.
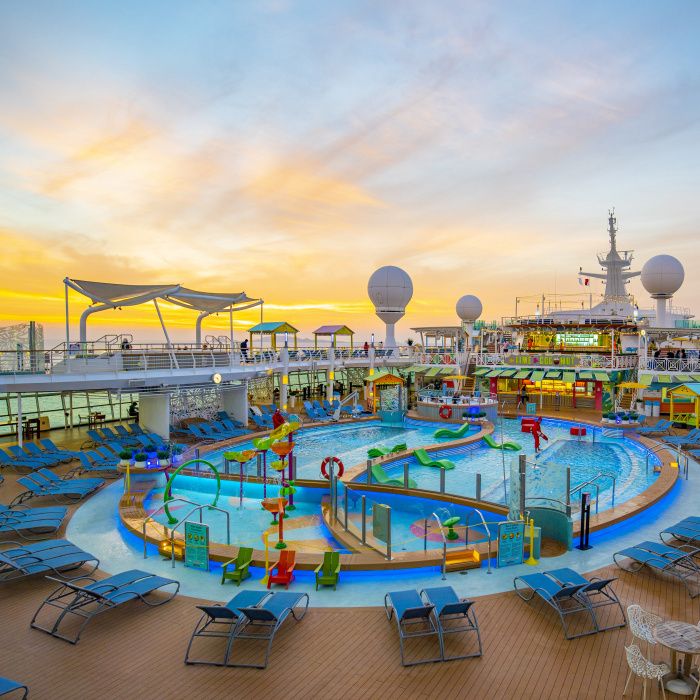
<box><xmin>445</xmin><ymin>549</ymin><xmax>481</xmax><ymax>571</ymax></box>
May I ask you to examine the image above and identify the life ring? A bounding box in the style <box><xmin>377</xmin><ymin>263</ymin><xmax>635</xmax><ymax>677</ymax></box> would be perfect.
<box><xmin>321</xmin><ymin>456</ymin><xmax>344</xmax><ymax>479</ymax></box>
<box><xmin>439</xmin><ymin>405</ymin><xmax>453</xmax><ymax>420</ymax></box>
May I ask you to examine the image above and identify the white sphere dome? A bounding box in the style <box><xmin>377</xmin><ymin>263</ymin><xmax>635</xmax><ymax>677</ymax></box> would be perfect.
<box><xmin>456</xmin><ymin>295</ymin><xmax>483</xmax><ymax>322</ymax></box>
<box><xmin>367</xmin><ymin>266</ymin><xmax>413</xmax><ymax>311</ymax></box>
<box><xmin>641</xmin><ymin>255</ymin><xmax>684</xmax><ymax>298</ymax></box>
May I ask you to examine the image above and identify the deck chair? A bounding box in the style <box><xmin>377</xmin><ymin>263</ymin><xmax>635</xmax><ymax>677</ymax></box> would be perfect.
<box><xmin>0</xmin><ymin>539</ymin><xmax>98</xmax><ymax>583</ymax></box>
<box><xmin>660</xmin><ymin>518</ymin><xmax>700</xmax><ymax>546</ymax></box>
<box><xmin>128</xmin><ymin>423</ymin><xmax>144</xmax><ymax>435</ymax></box>
<box><xmin>86</xmin><ymin>429</ymin><xmax>106</xmax><ymax>445</ymax></box>
<box><xmin>663</xmin><ymin>428</ymin><xmax>700</xmax><ymax>446</ymax></box>
<box><xmin>188</xmin><ymin>424</ymin><xmax>212</xmax><ymax>441</ymax></box>
<box><xmin>114</xmin><ymin>425</ymin><xmax>134</xmax><ymax>440</ymax></box>
<box><xmin>385</xmin><ymin>589</ymin><xmax>442</xmax><ymax>666</ymax></box>
<box><xmin>267</xmin><ymin>550</ymin><xmax>295</xmax><ymax>589</ymax></box>
<box><xmin>636</xmin><ymin>419</ymin><xmax>672</xmax><ymax>435</ymax></box>
<box><xmin>31</xmin><ymin>568</ymin><xmax>179</xmax><ymax>643</ymax></box>
<box><xmin>315</xmin><ymin>551</ymin><xmax>341</xmax><ymax>590</ymax></box>
<box><xmin>8</xmin><ymin>445</ymin><xmax>60</xmax><ymax>467</ymax></box>
<box><xmin>0</xmin><ymin>505</ymin><xmax>67</xmax><ymax>540</ymax></box>
<box><xmin>24</xmin><ymin>442</ymin><xmax>71</xmax><ymax>464</ymax></box>
<box><xmin>0</xmin><ymin>448</ymin><xmax>45</xmax><ymax>471</ymax></box>
<box><xmin>184</xmin><ymin>590</ymin><xmax>271</xmax><ymax>665</ymax></box>
<box><xmin>544</xmin><ymin>568</ymin><xmax>626</xmax><ymax>633</ymax></box>
<box><xmin>513</xmin><ymin>573</ymin><xmax>597</xmax><ymax>639</ymax></box>
<box><xmin>39</xmin><ymin>439</ymin><xmax>82</xmax><ymax>460</ymax></box>
<box><xmin>420</xmin><ymin>586</ymin><xmax>482</xmax><ymax>660</ymax></box>
<box><xmin>0</xmin><ymin>677</ymin><xmax>28</xmax><ymax>699</ymax></box>
<box><xmin>35</xmin><ymin>469</ymin><xmax>104</xmax><ymax>491</ymax></box>
<box><xmin>613</xmin><ymin>540</ymin><xmax>700</xmax><ymax>597</ymax></box>
<box><xmin>229</xmin><ymin>591</ymin><xmax>310</xmax><ymax>668</ymax></box>
<box><xmin>371</xmin><ymin>464</ymin><xmax>417</xmax><ymax>489</ymax></box>
<box><xmin>221</xmin><ymin>546</ymin><xmax>253</xmax><ymax>585</ymax></box>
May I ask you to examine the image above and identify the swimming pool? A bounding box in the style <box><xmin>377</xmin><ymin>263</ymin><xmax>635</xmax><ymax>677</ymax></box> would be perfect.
<box><xmin>144</xmin><ymin>475</ymin><xmax>499</xmax><ymax>554</ymax></box>
<box><xmin>204</xmin><ymin>416</ymin><xmax>658</xmax><ymax>512</ymax></box>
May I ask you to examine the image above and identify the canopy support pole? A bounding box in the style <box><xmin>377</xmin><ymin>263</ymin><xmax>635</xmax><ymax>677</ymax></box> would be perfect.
<box><xmin>64</xmin><ymin>280</ymin><xmax>70</xmax><ymax>350</ymax></box>
<box><xmin>16</xmin><ymin>392</ymin><xmax>23</xmax><ymax>447</ymax></box>
<box><xmin>229</xmin><ymin>307</ymin><xmax>234</xmax><ymax>366</ymax></box>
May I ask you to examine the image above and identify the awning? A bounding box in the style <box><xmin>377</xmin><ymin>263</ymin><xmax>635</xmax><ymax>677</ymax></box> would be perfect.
<box><xmin>579</xmin><ymin>371</ymin><xmax>594</xmax><ymax>380</ymax></box>
<box><xmin>618</xmin><ymin>381</ymin><xmax>647</xmax><ymax>389</ymax></box>
<box><xmin>676</xmin><ymin>374</ymin><xmax>693</xmax><ymax>383</ymax></box>
<box><xmin>514</xmin><ymin>370</ymin><xmax>531</xmax><ymax>379</ymax></box>
<box><xmin>425</xmin><ymin>367</ymin><xmax>443</xmax><ymax>377</ymax></box>
<box><xmin>407</xmin><ymin>365</ymin><xmax>429</xmax><ymax>373</ymax></box>
<box><xmin>593</xmin><ymin>371</ymin><xmax>609</xmax><ymax>382</ymax></box>
<box><xmin>474</xmin><ymin>367</ymin><xmax>491</xmax><ymax>376</ymax></box>
<box><xmin>530</xmin><ymin>370</ymin><xmax>545</xmax><ymax>383</ymax></box>
<box><xmin>66</xmin><ymin>279</ymin><xmax>181</xmax><ymax>305</ymax></box>
<box><xmin>639</xmin><ymin>374</ymin><xmax>653</xmax><ymax>386</ymax></box>
<box><xmin>656</xmin><ymin>374</ymin><xmax>672</xmax><ymax>384</ymax></box>
<box><xmin>440</xmin><ymin>367</ymin><xmax>455</xmax><ymax>375</ymax></box>
<box><xmin>562</xmin><ymin>371</ymin><xmax>576</xmax><ymax>383</ymax></box>
<box><xmin>166</xmin><ymin>288</ymin><xmax>260</xmax><ymax>313</ymax></box>
<box><xmin>693</xmin><ymin>375</ymin><xmax>700</xmax><ymax>382</ymax></box>
<box><xmin>500</xmin><ymin>369</ymin><xmax>517</xmax><ymax>377</ymax></box>
<box><xmin>486</xmin><ymin>369</ymin><xmax>503</xmax><ymax>378</ymax></box>
<box><xmin>545</xmin><ymin>370</ymin><xmax>561</xmax><ymax>379</ymax></box>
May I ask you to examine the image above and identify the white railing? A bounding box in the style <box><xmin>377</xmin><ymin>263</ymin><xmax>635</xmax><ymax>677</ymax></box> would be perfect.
<box><xmin>639</xmin><ymin>357</ymin><xmax>700</xmax><ymax>373</ymax></box>
<box><xmin>472</xmin><ymin>351</ymin><xmax>638</xmax><ymax>370</ymax></box>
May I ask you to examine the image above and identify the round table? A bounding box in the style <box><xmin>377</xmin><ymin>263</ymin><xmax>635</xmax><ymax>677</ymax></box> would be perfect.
<box><xmin>654</xmin><ymin>621</ymin><xmax>700</xmax><ymax>696</ymax></box>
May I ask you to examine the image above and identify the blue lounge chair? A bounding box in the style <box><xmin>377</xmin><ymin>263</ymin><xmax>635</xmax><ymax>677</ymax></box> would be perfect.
<box><xmin>513</xmin><ymin>573</ymin><xmax>596</xmax><ymax>639</ymax></box>
<box><xmin>31</xmin><ymin>568</ymin><xmax>179</xmax><ymax>643</ymax></box>
<box><xmin>636</xmin><ymin>419</ymin><xmax>673</xmax><ymax>435</ymax></box>
<box><xmin>35</xmin><ymin>468</ymin><xmax>103</xmax><ymax>490</ymax></box>
<box><xmin>420</xmin><ymin>586</ymin><xmax>482</xmax><ymax>660</ymax></box>
<box><xmin>542</xmin><ymin>568</ymin><xmax>626</xmax><ymax>633</ymax></box>
<box><xmin>39</xmin><ymin>439</ymin><xmax>82</xmax><ymax>460</ymax></box>
<box><xmin>613</xmin><ymin>540</ymin><xmax>700</xmax><ymax>597</ymax></box>
<box><xmin>218</xmin><ymin>412</ymin><xmax>245</xmax><ymax>429</ymax></box>
<box><xmin>384</xmin><ymin>589</ymin><xmax>442</xmax><ymax>665</ymax></box>
<box><xmin>72</xmin><ymin>453</ymin><xmax>119</xmax><ymax>478</ymax></box>
<box><xmin>664</xmin><ymin>429</ymin><xmax>700</xmax><ymax>446</ymax></box>
<box><xmin>229</xmin><ymin>591</ymin><xmax>310</xmax><ymax>668</ymax></box>
<box><xmin>660</xmin><ymin>518</ymin><xmax>700</xmax><ymax>546</ymax></box>
<box><xmin>0</xmin><ymin>677</ymin><xmax>28</xmax><ymax>699</ymax></box>
<box><xmin>115</xmin><ymin>425</ymin><xmax>134</xmax><ymax>440</ymax></box>
<box><xmin>249</xmin><ymin>413</ymin><xmax>272</xmax><ymax>430</ymax></box>
<box><xmin>12</xmin><ymin>475</ymin><xmax>101</xmax><ymax>505</ymax></box>
<box><xmin>184</xmin><ymin>590</ymin><xmax>271</xmax><ymax>665</ymax></box>
<box><xmin>128</xmin><ymin>423</ymin><xmax>144</xmax><ymax>436</ymax></box>
<box><xmin>8</xmin><ymin>445</ymin><xmax>60</xmax><ymax>467</ymax></box>
<box><xmin>302</xmin><ymin>401</ymin><xmax>325</xmax><ymax>422</ymax></box>
<box><xmin>222</xmin><ymin>419</ymin><xmax>248</xmax><ymax>435</ymax></box>
<box><xmin>187</xmin><ymin>424</ymin><xmax>212</xmax><ymax>441</ymax></box>
<box><xmin>0</xmin><ymin>504</ymin><xmax>67</xmax><ymax>540</ymax></box>
<box><xmin>0</xmin><ymin>448</ymin><xmax>44</xmax><ymax>471</ymax></box>
<box><xmin>0</xmin><ymin>539</ymin><xmax>98</xmax><ymax>583</ymax></box>
<box><xmin>24</xmin><ymin>442</ymin><xmax>72</xmax><ymax>464</ymax></box>
<box><xmin>86</xmin><ymin>429</ymin><xmax>107</xmax><ymax>445</ymax></box>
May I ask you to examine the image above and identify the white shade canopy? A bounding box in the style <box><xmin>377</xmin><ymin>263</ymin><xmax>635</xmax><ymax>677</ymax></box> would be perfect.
<box><xmin>65</xmin><ymin>279</ymin><xmax>181</xmax><ymax>306</ymax></box>
<box><xmin>165</xmin><ymin>288</ymin><xmax>261</xmax><ymax>313</ymax></box>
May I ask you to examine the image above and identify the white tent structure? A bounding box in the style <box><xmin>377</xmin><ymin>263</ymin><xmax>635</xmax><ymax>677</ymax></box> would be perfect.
<box><xmin>64</xmin><ymin>278</ymin><xmax>262</xmax><ymax>347</ymax></box>
<box><xmin>164</xmin><ymin>288</ymin><xmax>263</xmax><ymax>347</ymax></box>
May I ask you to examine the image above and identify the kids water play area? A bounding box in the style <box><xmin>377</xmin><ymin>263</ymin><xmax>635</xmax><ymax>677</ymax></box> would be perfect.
<box><xmin>2</xmin><ymin>220</ymin><xmax>700</xmax><ymax>699</ymax></box>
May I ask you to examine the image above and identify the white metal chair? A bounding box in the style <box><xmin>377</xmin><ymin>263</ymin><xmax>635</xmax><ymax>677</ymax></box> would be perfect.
<box><xmin>627</xmin><ymin>604</ymin><xmax>663</xmax><ymax>658</ymax></box>
<box><xmin>623</xmin><ymin>644</ymin><xmax>670</xmax><ymax>699</ymax></box>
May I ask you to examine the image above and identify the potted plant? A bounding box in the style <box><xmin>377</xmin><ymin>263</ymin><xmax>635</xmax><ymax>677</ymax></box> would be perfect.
<box><xmin>629</xmin><ymin>412</ymin><xmax>639</xmax><ymax>423</ymax></box>
<box><xmin>171</xmin><ymin>445</ymin><xmax>184</xmax><ymax>465</ymax></box>
<box><xmin>119</xmin><ymin>450</ymin><xmax>132</xmax><ymax>467</ymax></box>
<box><xmin>619</xmin><ymin>412</ymin><xmax>629</xmax><ymax>425</ymax></box>
<box><xmin>133</xmin><ymin>452</ymin><xmax>147</xmax><ymax>468</ymax></box>
<box><xmin>157</xmin><ymin>449</ymin><xmax>170</xmax><ymax>467</ymax></box>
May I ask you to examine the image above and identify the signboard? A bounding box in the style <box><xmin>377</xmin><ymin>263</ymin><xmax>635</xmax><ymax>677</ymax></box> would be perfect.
<box><xmin>372</xmin><ymin>503</ymin><xmax>390</xmax><ymax>544</ymax></box>
<box><xmin>497</xmin><ymin>520</ymin><xmax>525</xmax><ymax>567</ymax></box>
<box><xmin>526</xmin><ymin>402</ymin><xmax>537</xmax><ymax>415</ymax></box>
<box><xmin>184</xmin><ymin>521</ymin><xmax>210</xmax><ymax>571</ymax></box>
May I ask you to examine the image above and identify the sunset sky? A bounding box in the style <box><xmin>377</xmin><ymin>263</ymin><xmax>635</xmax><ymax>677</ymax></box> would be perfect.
<box><xmin>1</xmin><ymin>1</ymin><xmax>699</xmax><ymax>346</ymax></box>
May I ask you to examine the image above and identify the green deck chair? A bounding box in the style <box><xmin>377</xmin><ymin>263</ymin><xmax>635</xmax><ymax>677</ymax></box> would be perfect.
<box><xmin>221</xmin><ymin>546</ymin><xmax>253</xmax><ymax>585</ymax></box>
<box><xmin>315</xmin><ymin>551</ymin><xmax>341</xmax><ymax>590</ymax></box>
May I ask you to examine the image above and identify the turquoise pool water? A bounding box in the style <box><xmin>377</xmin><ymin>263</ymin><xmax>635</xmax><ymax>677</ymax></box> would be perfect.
<box><xmin>144</xmin><ymin>475</ymin><xmax>499</xmax><ymax>553</ymax></box>
<box><xmin>201</xmin><ymin>417</ymin><xmax>658</xmax><ymax>512</ymax></box>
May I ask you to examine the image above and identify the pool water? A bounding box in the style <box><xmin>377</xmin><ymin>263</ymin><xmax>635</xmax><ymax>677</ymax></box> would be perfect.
<box><xmin>144</xmin><ymin>475</ymin><xmax>498</xmax><ymax>554</ymax></box>
<box><xmin>203</xmin><ymin>417</ymin><xmax>657</xmax><ymax>513</ymax></box>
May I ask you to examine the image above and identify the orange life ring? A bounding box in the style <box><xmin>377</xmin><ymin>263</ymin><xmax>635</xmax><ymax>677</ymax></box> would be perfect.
<box><xmin>321</xmin><ymin>456</ymin><xmax>344</xmax><ymax>479</ymax></box>
<box><xmin>439</xmin><ymin>405</ymin><xmax>452</xmax><ymax>420</ymax></box>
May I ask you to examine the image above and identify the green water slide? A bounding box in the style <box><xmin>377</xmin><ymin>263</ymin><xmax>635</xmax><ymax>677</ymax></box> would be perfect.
<box><xmin>433</xmin><ymin>423</ymin><xmax>472</xmax><ymax>439</ymax></box>
<box><xmin>367</xmin><ymin>443</ymin><xmax>407</xmax><ymax>459</ymax></box>
<box><xmin>371</xmin><ymin>464</ymin><xmax>417</xmax><ymax>488</ymax></box>
<box><xmin>482</xmin><ymin>434</ymin><xmax>522</xmax><ymax>451</ymax></box>
<box><xmin>413</xmin><ymin>448</ymin><xmax>455</xmax><ymax>470</ymax></box>
<box><xmin>163</xmin><ymin>459</ymin><xmax>221</xmax><ymax>524</ymax></box>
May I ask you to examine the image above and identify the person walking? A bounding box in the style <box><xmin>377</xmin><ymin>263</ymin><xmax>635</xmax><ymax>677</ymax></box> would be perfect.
<box><xmin>531</xmin><ymin>417</ymin><xmax>548</xmax><ymax>454</ymax></box>
<box><xmin>363</xmin><ymin>341</ymin><xmax>369</xmax><ymax>357</ymax></box>
<box><xmin>240</xmin><ymin>338</ymin><xmax>249</xmax><ymax>362</ymax></box>
<box><xmin>517</xmin><ymin>384</ymin><xmax>528</xmax><ymax>411</ymax></box>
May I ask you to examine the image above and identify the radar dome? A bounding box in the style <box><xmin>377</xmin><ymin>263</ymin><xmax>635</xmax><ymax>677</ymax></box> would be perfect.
<box><xmin>368</xmin><ymin>266</ymin><xmax>413</xmax><ymax>311</ymax></box>
<box><xmin>641</xmin><ymin>255</ymin><xmax>684</xmax><ymax>298</ymax></box>
<box><xmin>456</xmin><ymin>295</ymin><xmax>483</xmax><ymax>322</ymax></box>
<box><xmin>367</xmin><ymin>266</ymin><xmax>413</xmax><ymax>348</ymax></box>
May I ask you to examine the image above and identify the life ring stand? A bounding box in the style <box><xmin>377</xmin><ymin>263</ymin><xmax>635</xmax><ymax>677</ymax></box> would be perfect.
<box><xmin>321</xmin><ymin>456</ymin><xmax>344</xmax><ymax>479</ymax></box>
<box><xmin>439</xmin><ymin>405</ymin><xmax>453</xmax><ymax>420</ymax></box>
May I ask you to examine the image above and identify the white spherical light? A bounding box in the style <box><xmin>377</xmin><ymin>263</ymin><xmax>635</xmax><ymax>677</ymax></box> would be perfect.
<box><xmin>367</xmin><ymin>266</ymin><xmax>413</xmax><ymax>311</ymax></box>
<box><xmin>641</xmin><ymin>255</ymin><xmax>684</xmax><ymax>298</ymax></box>
<box><xmin>456</xmin><ymin>295</ymin><xmax>483</xmax><ymax>322</ymax></box>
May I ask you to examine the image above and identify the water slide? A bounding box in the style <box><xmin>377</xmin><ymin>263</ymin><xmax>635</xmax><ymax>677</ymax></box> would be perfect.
<box><xmin>413</xmin><ymin>448</ymin><xmax>456</xmax><ymax>470</ymax></box>
<box><xmin>433</xmin><ymin>423</ymin><xmax>473</xmax><ymax>439</ymax></box>
<box><xmin>483</xmin><ymin>434</ymin><xmax>522</xmax><ymax>451</ymax></box>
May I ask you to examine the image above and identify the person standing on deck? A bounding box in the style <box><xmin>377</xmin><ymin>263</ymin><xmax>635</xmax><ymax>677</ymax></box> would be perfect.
<box><xmin>363</xmin><ymin>341</ymin><xmax>369</xmax><ymax>357</ymax></box>
<box><xmin>272</xmin><ymin>408</ymin><xmax>286</xmax><ymax>429</ymax></box>
<box><xmin>517</xmin><ymin>384</ymin><xmax>528</xmax><ymax>411</ymax></box>
<box><xmin>532</xmin><ymin>417</ymin><xmax>548</xmax><ymax>453</ymax></box>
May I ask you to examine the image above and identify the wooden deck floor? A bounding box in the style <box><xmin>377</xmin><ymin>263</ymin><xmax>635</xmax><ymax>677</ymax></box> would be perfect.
<box><xmin>1</xmin><ymin>424</ymin><xmax>698</xmax><ymax>699</ymax></box>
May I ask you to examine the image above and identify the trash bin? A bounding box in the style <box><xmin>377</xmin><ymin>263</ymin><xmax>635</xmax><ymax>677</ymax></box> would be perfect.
<box><xmin>532</xmin><ymin>526</ymin><xmax>542</xmax><ymax>560</ymax></box>
<box><xmin>652</xmin><ymin>402</ymin><xmax>661</xmax><ymax>417</ymax></box>
<box><xmin>289</xmin><ymin>395</ymin><xmax>296</xmax><ymax>409</ymax></box>
<box><xmin>644</xmin><ymin>401</ymin><xmax>652</xmax><ymax>417</ymax></box>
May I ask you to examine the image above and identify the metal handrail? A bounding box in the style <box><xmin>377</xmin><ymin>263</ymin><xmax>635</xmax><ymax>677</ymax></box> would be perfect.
<box><xmin>569</xmin><ymin>471</ymin><xmax>616</xmax><ymax>511</ymax></box>
<box><xmin>431</xmin><ymin>512</ymin><xmax>448</xmax><ymax>581</ymax></box>
<box><xmin>166</xmin><ymin>503</ymin><xmax>231</xmax><ymax>567</ymax></box>
<box><xmin>142</xmin><ymin>497</ymin><xmax>199</xmax><ymax>558</ymax></box>
<box><xmin>465</xmin><ymin>507</ymin><xmax>492</xmax><ymax>574</ymax></box>
<box><xmin>525</xmin><ymin>496</ymin><xmax>573</xmax><ymax>516</ymax></box>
